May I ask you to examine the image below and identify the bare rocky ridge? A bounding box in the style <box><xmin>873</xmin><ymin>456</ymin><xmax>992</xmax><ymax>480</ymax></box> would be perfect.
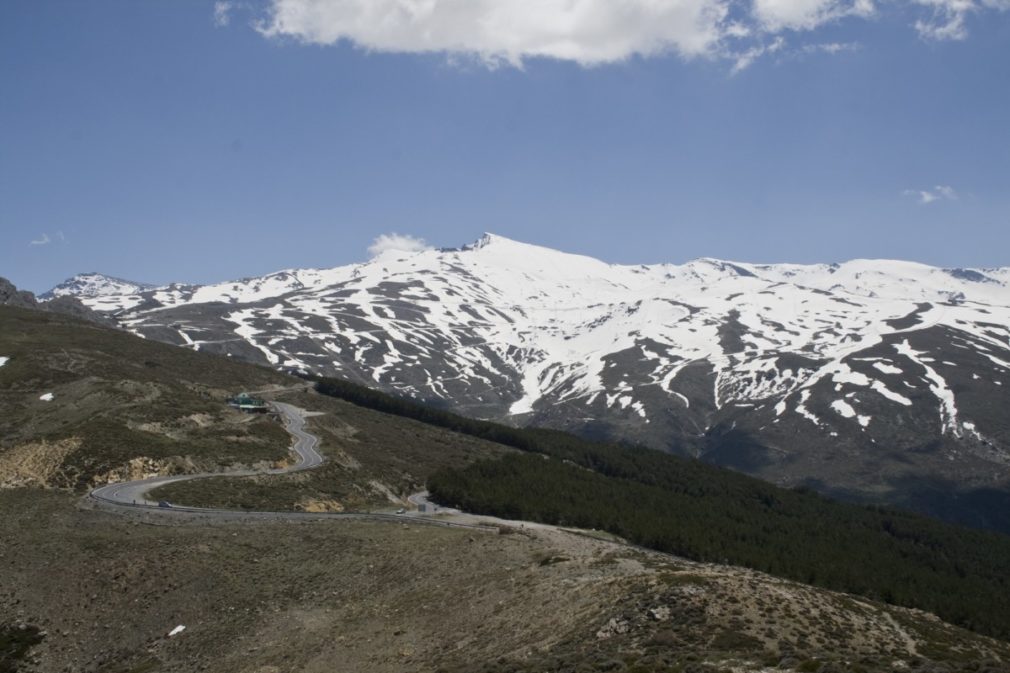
<box><xmin>47</xmin><ymin>235</ymin><xmax>1010</xmax><ymax>531</ymax></box>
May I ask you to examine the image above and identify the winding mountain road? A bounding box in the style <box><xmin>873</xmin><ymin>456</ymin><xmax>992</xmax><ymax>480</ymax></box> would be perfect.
<box><xmin>88</xmin><ymin>402</ymin><xmax>489</xmax><ymax>530</ymax></box>
<box><xmin>90</xmin><ymin>402</ymin><xmax>321</xmax><ymax>508</ymax></box>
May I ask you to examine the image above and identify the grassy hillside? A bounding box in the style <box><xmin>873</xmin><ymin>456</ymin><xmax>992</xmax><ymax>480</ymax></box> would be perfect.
<box><xmin>0</xmin><ymin>306</ymin><xmax>294</xmax><ymax>488</ymax></box>
<box><xmin>311</xmin><ymin>375</ymin><xmax>1010</xmax><ymax>642</ymax></box>
<box><xmin>152</xmin><ymin>389</ymin><xmax>512</xmax><ymax>511</ymax></box>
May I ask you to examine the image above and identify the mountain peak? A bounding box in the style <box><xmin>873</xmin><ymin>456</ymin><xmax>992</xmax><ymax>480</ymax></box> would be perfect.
<box><xmin>460</xmin><ymin>232</ymin><xmax>517</xmax><ymax>251</ymax></box>
<box><xmin>42</xmin><ymin>273</ymin><xmax>154</xmax><ymax>300</ymax></box>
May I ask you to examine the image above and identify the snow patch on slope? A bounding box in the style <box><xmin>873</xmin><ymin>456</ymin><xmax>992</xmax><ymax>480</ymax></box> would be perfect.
<box><xmin>894</xmin><ymin>339</ymin><xmax>960</xmax><ymax>436</ymax></box>
<box><xmin>871</xmin><ymin>380</ymin><xmax>913</xmax><ymax>406</ymax></box>
<box><xmin>872</xmin><ymin>361</ymin><xmax>903</xmax><ymax>375</ymax></box>
<box><xmin>831</xmin><ymin>399</ymin><xmax>871</xmax><ymax>427</ymax></box>
<box><xmin>796</xmin><ymin>390</ymin><xmax>822</xmax><ymax>427</ymax></box>
<box><xmin>225</xmin><ymin>309</ymin><xmax>280</xmax><ymax>365</ymax></box>
<box><xmin>831</xmin><ymin>399</ymin><xmax>857</xmax><ymax>418</ymax></box>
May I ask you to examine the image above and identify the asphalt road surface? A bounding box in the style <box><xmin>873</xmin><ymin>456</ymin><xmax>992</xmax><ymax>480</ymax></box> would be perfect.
<box><xmin>272</xmin><ymin>401</ymin><xmax>325</xmax><ymax>471</ymax></box>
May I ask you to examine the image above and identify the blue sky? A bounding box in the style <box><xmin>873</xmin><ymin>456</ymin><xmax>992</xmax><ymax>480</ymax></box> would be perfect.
<box><xmin>2</xmin><ymin>1</ymin><xmax>1008</xmax><ymax>293</ymax></box>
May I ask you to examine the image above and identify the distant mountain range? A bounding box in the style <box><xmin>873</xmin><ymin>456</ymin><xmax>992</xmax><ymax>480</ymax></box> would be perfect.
<box><xmin>44</xmin><ymin>234</ymin><xmax>1010</xmax><ymax>532</ymax></box>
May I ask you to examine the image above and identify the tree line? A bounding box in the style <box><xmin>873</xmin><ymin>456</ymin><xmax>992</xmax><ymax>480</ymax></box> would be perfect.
<box><xmin>313</xmin><ymin>375</ymin><xmax>1010</xmax><ymax>640</ymax></box>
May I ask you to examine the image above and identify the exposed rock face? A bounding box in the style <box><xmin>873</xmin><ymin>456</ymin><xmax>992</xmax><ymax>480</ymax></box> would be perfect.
<box><xmin>596</xmin><ymin>617</ymin><xmax>631</xmax><ymax>640</ymax></box>
<box><xmin>647</xmin><ymin>606</ymin><xmax>671</xmax><ymax>622</ymax></box>
<box><xmin>0</xmin><ymin>438</ymin><xmax>82</xmax><ymax>489</ymax></box>
<box><xmin>92</xmin><ymin>456</ymin><xmax>198</xmax><ymax>487</ymax></box>
<box><xmin>0</xmin><ymin>277</ymin><xmax>38</xmax><ymax>309</ymax></box>
<box><xmin>295</xmin><ymin>497</ymin><xmax>345</xmax><ymax>512</ymax></box>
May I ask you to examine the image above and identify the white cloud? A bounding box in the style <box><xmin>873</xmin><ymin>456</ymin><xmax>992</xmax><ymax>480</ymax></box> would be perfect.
<box><xmin>904</xmin><ymin>185</ymin><xmax>958</xmax><ymax>204</ymax></box>
<box><xmin>28</xmin><ymin>231</ymin><xmax>67</xmax><ymax>247</ymax></box>
<box><xmin>933</xmin><ymin>185</ymin><xmax>957</xmax><ymax>199</ymax></box>
<box><xmin>801</xmin><ymin>41</ymin><xmax>861</xmax><ymax>53</ymax></box>
<box><xmin>912</xmin><ymin>0</ymin><xmax>1010</xmax><ymax>40</ymax></box>
<box><xmin>367</xmin><ymin>233</ymin><xmax>433</xmax><ymax>259</ymax></box>
<box><xmin>752</xmin><ymin>0</ymin><xmax>874</xmax><ymax>31</ymax></box>
<box><xmin>730</xmin><ymin>37</ymin><xmax>859</xmax><ymax>71</ymax></box>
<box><xmin>214</xmin><ymin>1</ymin><xmax>235</xmax><ymax>27</ymax></box>
<box><xmin>731</xmin><ymin>36</ymin><xmax>785</xmax><ymax>73</ymax></box>
<box><xmin>912</xmin><ymin>0</ymin><xmax>976</xmax><ymax>39</ymax></box>
<box><xmin>253</xmin><ymin>0</ymin><xmax>1008</xmax><ymax>66</ymax></box>
<box><xmin>257</xmin><ymin>0</ymin><xmax>738</xmax><ymax>66</ymax></box>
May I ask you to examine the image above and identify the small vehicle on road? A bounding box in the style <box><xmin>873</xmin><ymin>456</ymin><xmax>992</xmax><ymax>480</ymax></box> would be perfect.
<box><xmin>158</xmin><ymin>501</ymin><xmax>173</xmax><ymax>509</ymax></box>
<box><xmin>395</xmin><ymin>508</ymin><xmax>405</xmax><ymax>514</ymax></box>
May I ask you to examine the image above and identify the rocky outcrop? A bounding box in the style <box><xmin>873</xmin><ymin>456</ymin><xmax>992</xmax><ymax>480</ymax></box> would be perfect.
<box><xmin>0</xmin><ymin>277</ymin><xmax>38</xmax><ymax>309</ymax></box>
<box><xmin>92</xmin><ymin>456</ymin><xmax>199</xmax><ymax>486</ymax></box>
<box><xmin>0</xmin><ymin>438</ymin><xmax>83</xmax><ymax>489</ymax></box>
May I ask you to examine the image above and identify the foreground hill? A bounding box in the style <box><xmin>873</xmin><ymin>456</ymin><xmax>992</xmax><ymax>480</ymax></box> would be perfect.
<box><xmin>4</xmin><ymin>492</ymin><xmax>1010</xmax><ymax>673</ymax></box>
<box><xmin>50</xmin><ymin>234</ymin><xmax>1010</xmax><ymax>532</ymax></box>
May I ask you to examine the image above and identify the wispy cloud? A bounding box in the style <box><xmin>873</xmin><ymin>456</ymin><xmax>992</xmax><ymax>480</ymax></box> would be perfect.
<box><xmin>799</xmin><ymin>41</ymin><xmax>861</xmax><ymax>54</ymax></box>
<box><xmin>751</xmin><ymin>0</ymin><xmax>875</xmax><ymax>32</ymax></box>
<box><xmin>731</xmin><ymin>39</ymin><xmax>859</xmax><ymax>72</ymax></box>
<box><xmin>904</xmin><ymin>185</ymin><xmax>958</xmax><ymax>204</ymax></box>
<box><xmin>731</xmin><ymin>37</ymin><xmax>785</xmax><ymax>74</ymax></box>
<box><xmin>28</xmin><ymin>231</ymin><xmax>67</xmax><ymax>247</ymax></box>
<box><xmin>912</xmin><ymin>0</ymin><xmax>975</xmax><ymax>39</ymax></box>
<box><xmin>213</xmin><ymin>1</ymin><xmax>235</xmax><ymax>27</ymax></box>
<box><xmin>252</xmin><ymin>0</ymin><xmax>1008</xmax><ymax>69</ymax></box>
<box><xmin>367</xmin><ymin>233</ymin><xmax>432</xmax><ymax>259</ymax></box>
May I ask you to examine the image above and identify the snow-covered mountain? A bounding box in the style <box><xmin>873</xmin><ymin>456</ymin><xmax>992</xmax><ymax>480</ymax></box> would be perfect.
<box><xmin>40</xmin><ymin>272</ymin><xmax>153</xmax><ymax>301</ymax></box>
<box><xmin>50</xmin><ymin>234</ymin><xmax>1010</xmax><ymax>531</ymax></box>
